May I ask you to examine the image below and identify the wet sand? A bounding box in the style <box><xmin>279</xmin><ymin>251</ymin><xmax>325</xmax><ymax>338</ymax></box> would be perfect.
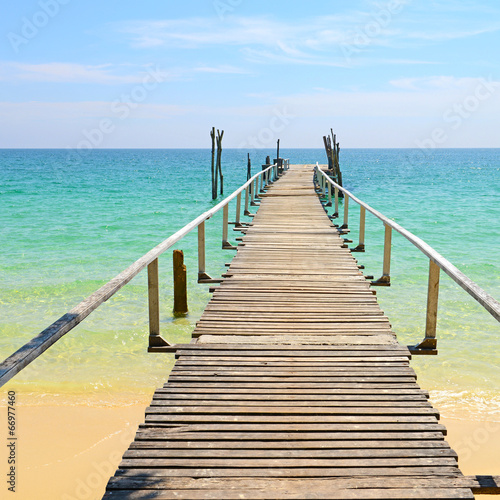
<box><xmin>0</xmin><ymin>400</ymin><xmax>499</xmax><ymax>499</ymax></box>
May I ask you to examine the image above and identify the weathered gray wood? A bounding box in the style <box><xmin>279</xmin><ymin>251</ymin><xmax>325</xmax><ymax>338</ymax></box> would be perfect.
<box><xmin>108</xmin><ymin>466</ymin><xmax>462</xmax><ymax>478</ymax></box>
<box><xmin>105</xmin><ymin>165</ymin><xmax>473</xmax><ymax>500</ymax></box>
<box><xmin>172</xmin><ymin>250</ymin><xmax>188</xmax><ymax>316</ymax></box>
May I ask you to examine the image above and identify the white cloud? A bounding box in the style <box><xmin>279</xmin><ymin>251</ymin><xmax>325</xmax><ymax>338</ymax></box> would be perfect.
<box><xmin>118</xmin><ymin>17</ymin><xmax>289</xmax><ymax>49</ymax></box>
<box><xmin>192</xmin><ymin>65</ymin><xmax>249</xmax><ymax>75</ymax></box>
<box><xmin>389</xmin><ymin>76</ymin><xmax>499</xmax><ymax>91</ymax></box>
<box><xmin>114</xmin><ymin>8</ymin><xmax>500</xmax><ymax>69</ymax></box>
<box><xmin>0</xmin><ymin>61</ymin><xmax>177</xmax><ymax>85</ymax></box>
<box><xmin>403</xmin><ymin>25</ymin><xmax>500</xmax><ymax>43</ymax></box>
<box><xmin>0</xmin><ymin>101</ymin><xmax>193</xmax><ymax>120</ymax></box>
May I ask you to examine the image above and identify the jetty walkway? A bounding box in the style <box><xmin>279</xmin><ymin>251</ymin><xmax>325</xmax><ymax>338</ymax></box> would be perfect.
<box><xmin>104</xmin><ymin>165</ymin><xmax>476</xmax><ymax>499</ymax></box>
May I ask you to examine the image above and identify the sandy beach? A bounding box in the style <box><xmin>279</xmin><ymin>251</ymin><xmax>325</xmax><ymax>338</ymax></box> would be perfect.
<box><xmin>1</xmin><ymin>395</ymin><xmax>498</xmax><ymax>500</ymax></box>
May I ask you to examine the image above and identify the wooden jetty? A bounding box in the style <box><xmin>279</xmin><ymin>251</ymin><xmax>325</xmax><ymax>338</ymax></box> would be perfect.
<box><xmin>103</xmin><ymin>165</ymin><xmax>486</xmax><ymax>499</ymax></box>
<box><xmin>1</xmin><ymin>158</ymin><xmax>498</xmax><ymax>499</ymax></box>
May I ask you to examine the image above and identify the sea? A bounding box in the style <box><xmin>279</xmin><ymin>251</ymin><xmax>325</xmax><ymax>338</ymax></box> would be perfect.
<box><xmin>0</xmin><ymin>148</ymin><xmax>499</xmax><ymax>419</ymax></box>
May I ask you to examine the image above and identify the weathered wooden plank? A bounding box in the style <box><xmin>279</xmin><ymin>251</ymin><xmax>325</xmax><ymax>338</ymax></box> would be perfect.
<box><xmin>119</xmin><ymin>456</ymin><xmax>459</xmax><ymax>469</ymax></box>
<box><xmin>143</xmin><ymin>414</ymin><xmax>440</xmax><ymax>424</ymax></box>
<box><xmin>150</xmin><ymin>399</ymin><xmax>431</xmax><ymax>407</ymax></box>
<box><xmin>103</xmin><ymin>487</ymin><xmax>474</xmax><ymax>499</ymax></box>
<box><xmin>157</xmin><ymin>387</ymin><xmax>429</xmax><ymax>396</ymax></box>
<box><xmin>176</xmin><ymin>348</ymin><xmax>409</xmax><ymax>357</ymax></box>
<box><xmin>138</xmin><ymin>423</ymin><xmax>447</xmax><ymax>434</ymax></box>
<box><xmin>133</xmin><ymin>430</ymin><xmax>446</xmax><ymax>441</ymax></box>
<box><xmin>144</xmin><ymin>406</ymin><xmax>439</xmax><ymax>417</ymax></box>
<box><xmin>104</xmin><ymin>476</ymin><xmax>490</xmax><ymax>491</ymax></box>
<box><xmin>109</xmin><ymin>466</ymin><xmax>462</xmax><ymax>478</ymax></box>
<box><xmin>123</xmin><ymin>448</ymin><xmax>456</xmax><ymax>459</ymax></box>
<box><xmin>173</xmin><ymin>344</ymin><xmax>409</xmax><ymax>352</ymax></box>
<box><xmin>152</xmin><ymin>393</ymin><xmax>430</xmax><ymax>401</ymax></box>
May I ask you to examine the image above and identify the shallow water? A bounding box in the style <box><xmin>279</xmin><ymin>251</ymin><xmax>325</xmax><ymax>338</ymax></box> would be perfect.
<box><xmin>1</xmin><ymin>148</ymin><xmax>498</xmax><ymax>417</ymax></box>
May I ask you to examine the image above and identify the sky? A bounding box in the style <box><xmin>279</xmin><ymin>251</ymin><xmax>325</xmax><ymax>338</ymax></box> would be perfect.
<box><xmin>1</xmin><ymin>0</ymin><xmax>500</xmax><ymax>148</ymax></box>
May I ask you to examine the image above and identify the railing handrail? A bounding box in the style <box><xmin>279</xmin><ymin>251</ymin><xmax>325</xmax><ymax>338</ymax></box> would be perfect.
<box><xmin>0</xmin><ymin>163</ymin><xmax>278</xmax><ymax>387</ymax></box>
<box><xmin>315</xmin><ymin>166</ymin><xmax>500</xmax><ymax>323</ymax></box>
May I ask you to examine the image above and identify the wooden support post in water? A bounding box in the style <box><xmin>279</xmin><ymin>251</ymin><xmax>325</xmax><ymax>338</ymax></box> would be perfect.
<box><xmin>210</xmin><ymin>127</ymin><xmax>216</xmax><ymax>200</ymax></box>
<box><xmin>148</xmin><ymin>259</ymin><xmax>170</xmax><ymax>347</ymax></box>
<box><xmin>247</xmin><ymin>154</ymin><xmax>251</xmax><ymax>181</ymax></box>
<box><xmin>352</xmin><ymin>206</ymin><xmax>366</xmax><ymax>252</ymax></box>
<box><xmin>216</xmin><ymin>129</ymin><xmax>224</xmax><ymax>196</ymax></box>
<box><xmin>372</xmin><ymin>224</ymin><xmax>392</xmax><ymax>286</ymax></box>
<box><xmin>173</xmin><ymin>250</ymin><xmax>188</xmax><ymax>316</ymax></box>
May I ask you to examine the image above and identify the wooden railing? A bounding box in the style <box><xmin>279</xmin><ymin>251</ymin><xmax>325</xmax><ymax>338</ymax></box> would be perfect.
<box><xmin>315</xmin><ymin>165</ymin><xmax>500</xmax><ymax>354</ymax></box>
<box><xmin>0</xmin><ymin>162</ymin><xmax>289</xmax><ymax>388</ymax></box>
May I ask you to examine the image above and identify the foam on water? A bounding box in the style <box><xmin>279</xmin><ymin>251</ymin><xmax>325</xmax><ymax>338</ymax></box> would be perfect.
<box><xmin>1</xmin><ymin>148</ymin><xmax>498</xmax><ymax>417</ymax></box>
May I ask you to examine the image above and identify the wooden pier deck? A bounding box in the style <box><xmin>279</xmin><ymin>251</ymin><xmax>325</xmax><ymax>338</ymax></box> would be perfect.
<box><xmin>104</xmin><ymin>165</ymin><xmax>473</xmax><ymax>499</ymax></box>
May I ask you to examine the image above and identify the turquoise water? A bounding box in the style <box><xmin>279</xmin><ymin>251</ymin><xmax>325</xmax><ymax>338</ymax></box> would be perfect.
<box><xmin>0</xmin><ymin>149</ymin><xmax>498</xmax><ymax>417</ymax></box>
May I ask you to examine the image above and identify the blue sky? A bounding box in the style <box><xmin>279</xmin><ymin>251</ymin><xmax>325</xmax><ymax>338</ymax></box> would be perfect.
<box><xmin>1</xmin><ymin>0</ymin><xmax>499</xmax><ymax>148</ymax></box>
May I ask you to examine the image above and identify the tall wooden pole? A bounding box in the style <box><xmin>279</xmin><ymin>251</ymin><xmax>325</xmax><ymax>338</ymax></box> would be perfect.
<box><xmin>247</xmin><ymin>153</ymin><xmax>251</xmax><ymax>181</ymax></box>
<box><xmin>210</xmin><ymin>127</ymin><xmax>216</xmax><ymax>200</ymax></box>
<box><xmin>216</xmin><ymin>129</ymin><xmax>224</xmax><ymax>196</ymax></box>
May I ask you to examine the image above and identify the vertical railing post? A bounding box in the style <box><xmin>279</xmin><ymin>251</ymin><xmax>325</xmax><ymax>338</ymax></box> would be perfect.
<box><xmin>341</xmin><ymin>194</ymin><xmax>349</xmax><ymax>229</ymax></box>
<box><xmin>251</xmin><ymin>178</ymin><xmax>258</xmax><ymax>206</ymax></box>
<box><xmin>326</xmin><ymin>179</ymin><xmax>332</xmax><ymax>207</ymax></box>
<box><xmin>334</xmin><ymin>186</ymin><xmax>339</xmax><ymax>217</ymax></box>
<box><xmin>372</xmin><ymin>224</ymin><xmax>392</xmax><ymax>286</ymax></box>
<box><xmin>148</xmin><ymin>259</ymin><xmax>170</xmax><ymax>347</ymax></box>
<box><xmin>244</xmin><ymin>186</ymin><xmax>250</xmax><ymax>215</ymax></box>
<box><xmin>411</xmin><ymin>259</ymin><xmax>440</xmax><ymax>352</ymax></box>
<box><xmin>259</xmin><ymin>172</ymin><xmax>264</xmax><ymax>193</ymax></box>
<box><xmin>222</xmin><ymin>203</ymin><xmax>231</xmax><ymax>248</ymax></box>
<box><xmin>352</xmin><ymin>206</ymin><xmax>365</xmax><ymax>252</ymax></box>
<box><xmin>148</xmin><ymin>258</ymin><xmax>160</xmax><ymax>337</ymax></box>
<box><xmin>235</xmin><ymin>192</ymin><xmax>242</xmax><ymax>227</ymax></box>
<box><xmin>197</xmin><ymin>221</ymin><xmax>211</xmax><ymax>281</ymax></box>
<box><xmin>173</xmin><ymin>249</ymin><xmax>188</xmax><ymax>316</ymax></box>
<box><xmin>425</xmin><ymin>260</ymin><xmax>440</xmax><ymax>343</ymax></box>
